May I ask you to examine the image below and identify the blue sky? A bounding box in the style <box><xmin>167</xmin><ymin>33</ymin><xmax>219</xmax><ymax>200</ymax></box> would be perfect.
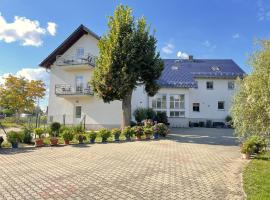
<box><xmin>0</xmin><ymin>0</ymin><xmax>270</xmax><ymax>109</ymax></box>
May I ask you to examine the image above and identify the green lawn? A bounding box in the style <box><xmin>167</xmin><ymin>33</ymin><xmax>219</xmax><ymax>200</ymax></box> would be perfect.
<box><xmin>243</xmin><ymin>151</ymin><xmax>270</xmax><ymax>200</ymax></box>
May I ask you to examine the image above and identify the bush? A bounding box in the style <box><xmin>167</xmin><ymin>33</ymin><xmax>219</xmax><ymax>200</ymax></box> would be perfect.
<box><xmin>155</xmin><ymin>123</ymin><xmax>169</xmax><ymax>137</ymax></box>
<box><xmin>144</xmin><ymin>127</ymin><xmax>154</xmax><ymax>136</ymax></box>
<box><xmin>122</xmin><ymin>126</ymin><xmax>135</xmax><ymax>139</ymax></box>
<box><xmin>156</xmin><ymin>111</ymin><xmax>168</xmax><ymax>124</ymax></box>
<box><xmin>241</xmin><ymin>139</ymin><xmax>256</xmax><ymax>154</ymax></box>
<box><xmin>225</xmin><ymin>115</ymin><xmax>232</xmax><ymax>123</ymax></box>
<box><xmin>34</xmin><ymin>128</ymin><xmax>44</xmax><ymax>138</ymax></box>
<box><xmin>241</xmin><ymin>135</ymin><xmax>267</xmax><ymax>154</ymax></box>
<box><xmin>99</xmin><ymin>129</ymin><xmax>111</xmax><ymax>142</ymax></box>
<box><xmin>76</xmin><ymin>134</ymin><xmax>87</xmax><ymax>143</ymax></box>
<box><xmin>111</xmin><ymin>128</ymin><xmax>121</xmax><ymax>138</ymax></box>
<box><xmin>133</xmin><ymin>107</ymin><xmax>156</xmax><ymax>123</ymax></box>
<box><xmin>89</xmin><ymin>131</ymin><xmax>97</xmax><ymax>140</ymax></box>
<box><xmin>22</xmin><ymin>128</ymin><xmax>33</xmax><ymax>144</ymax></box>
<box><xmin>132</xmin><ymin>126</ymin><xmax>144</xmax><ymax>137</ymax></box>
<box><xmin>62</xmin><ymin>129</ymin><xmax>74</xmax><ymax>141</ymax></box>
<box><xmin>73</xmin><ymin>125</ymin><xmax>84</xmax><ymax>134</ymax></box>
<box><xmin>50</xmin><ymin>122</ymin><xmax>61</xmax><ymax>136</ymax></box>
<box><xmin>6</xmin><ymin>131</ymin><xmax>24</xmax><ymax>144</ymax></box>
<box><xmin>59</xmin><ymin>126</ymin><xmax>70</xmax><ymax>134</ymax></box>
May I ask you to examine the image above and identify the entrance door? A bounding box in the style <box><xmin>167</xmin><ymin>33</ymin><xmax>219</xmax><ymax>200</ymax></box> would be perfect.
<box><xmin>75</xmin><ymin>75</ymin><xmax>84</xmax><ymax>94</ymax></box>
<box><xmin>74</xmin><ymin>105</ymin><xmax>82</xmax><ymax>124</ymax></box>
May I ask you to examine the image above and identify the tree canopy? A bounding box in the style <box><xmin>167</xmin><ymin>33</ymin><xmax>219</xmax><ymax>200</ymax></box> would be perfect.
<box><xmin>0</xmin><ymin>75</ymin><xmax>46</xmax><ymax>118</ymax></box>
<box><xmin>231</xmin><ymin>40</ymin><xmax>270</xmax><ymax>139</ymax></box>
<box><xmin>91</xmin><ymin>5</ymin><xmax>164</xmax><ymax>127</ymax></box>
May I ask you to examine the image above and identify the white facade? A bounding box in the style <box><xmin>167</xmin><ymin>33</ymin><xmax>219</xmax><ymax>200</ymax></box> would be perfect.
<box><xmin>45</xmin><ymin>29</ymin><xmax>240</xmax><ymax>129</ymax></box>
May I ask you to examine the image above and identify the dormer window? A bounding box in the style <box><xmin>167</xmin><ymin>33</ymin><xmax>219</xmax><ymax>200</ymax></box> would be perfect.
<box><xmin>211</xmin><ymin>66</ymin><xmax>220</xmax><ymax>71</ymax></box>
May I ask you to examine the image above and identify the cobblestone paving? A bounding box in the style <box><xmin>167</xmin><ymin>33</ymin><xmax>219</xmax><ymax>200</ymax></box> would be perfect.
<box><xmin>0</xmin><ymin>128</ymin><xmax>246</xmax><ymax>200</ymax></box>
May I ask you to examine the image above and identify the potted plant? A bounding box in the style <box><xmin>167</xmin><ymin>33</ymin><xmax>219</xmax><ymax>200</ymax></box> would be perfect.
<box><xmin>144</xmin><ymin>126</ymin><xmax>153</xmax><ymax>140</ymax></box>
<box><xmin>111</xmin><ymin>128</ymin><xmax>121</xmax><ymax>142</ymax></box>
<box><xmin>6</xmin><ymin>131</ymin><xmax>24</xmax><ymax>148</ymax></box>
<box><xmin>89</xmin><ymin>131</ymin><xmax>97</xmax><ymax>143</ymax></box>
<box><xmin>73</xmin><ymin>125</ymin><xmax>86</xmax><ymax>144</ymax></box>
<box><xmin>153</xmin><ymin>123</ymin><xmax>159</xmax><ymax>139</ymax></box>
<box><xmin>122</xmin><ymin>126</ymin><xmax>134</xmax><ymax>141</ymax></box>
<box><xmin>99</xmin><ymin>128</ymin><xmax>111</xmax><ymax>143</ymax></box>
<box><xmin>132</xmin><ymin>126</ymin><xmax>144</xmax><ymax>140</ymax></box>
<box><xmin>62</xmin><ymin>129</ymin><xmax>74</xmax><ymax>145</ymax></box>
<box><xmin>157</xmin><ymin>123</ymin><xmax>169</xmax><ymax>137</ymax></box>
<box><xmin>34</xmin><ymin>128</ymin><xmax>45</xmax><ymax>147</ymax></box>
<box><xmin>0</xmin><ymin>136</ymin><xmax>4</xmax><ymax>148</ymax></box>
<box><xmin>50</xmin><ymin>122</ymin><xmax>61</xmax><ymax>146</ymax></box>
<box><xmin>241</xmin><ymin>138</ymin><xmax>256</xmax><ymax>159</ymax></box>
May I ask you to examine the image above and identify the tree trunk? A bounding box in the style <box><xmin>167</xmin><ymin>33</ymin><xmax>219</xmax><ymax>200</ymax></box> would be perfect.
<box><xmin>122</xmin><ymin>92</ymin><xmax>132</xmax><ymax>129</ymax></box>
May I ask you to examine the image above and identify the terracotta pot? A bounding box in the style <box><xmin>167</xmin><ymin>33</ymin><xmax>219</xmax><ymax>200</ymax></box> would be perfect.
<box><xmin>50</xmin><ymin>137</ymin><xmax>58</xmax><ymax>146</ymax></box>
<box><xmin>35</xmin><ymin>139</ymin><xmax>44</xmax><ymax>147</ymax></box>
<box><xmin>242</xmin><ymin>153</ymin><xmax>250</xmax><ymax>159</ymax></box>
<box><xmin>64</xmin><ymin>140</ymin><xmax>70</xmax><ymax>145</ymax></box>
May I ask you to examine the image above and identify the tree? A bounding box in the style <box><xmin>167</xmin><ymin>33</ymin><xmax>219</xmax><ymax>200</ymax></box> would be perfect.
<box><xmin>91</xmin><ymin>5</ymin><xmax>164</xmax><ymax>128</ymax></box>
<box><xmin>0</xmin><ymin>75</ymin><xmax>46</xmax><ymax>120</ymax></box>
<box><xmin>231</xmin><ymin>40</ymin><xmax>270</xmax><ymax>139</ymax></box>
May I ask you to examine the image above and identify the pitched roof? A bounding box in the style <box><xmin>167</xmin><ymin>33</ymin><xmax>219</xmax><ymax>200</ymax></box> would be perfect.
<box><xmin>39</xmin><ymin>24</ymin><xmax>100</xmax><ymax>68</ymax></box>
<box><xmin>157</xmin><ymin>59</ymin><xmax>245</xmax><ymax>88</ymax></box>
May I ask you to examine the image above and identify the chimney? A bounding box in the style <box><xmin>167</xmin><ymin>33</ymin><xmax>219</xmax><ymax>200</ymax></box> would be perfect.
<box><xmin>189</xmin><ymin>55</ymin><xmax>193</xmax><ymax>61</ymax></box>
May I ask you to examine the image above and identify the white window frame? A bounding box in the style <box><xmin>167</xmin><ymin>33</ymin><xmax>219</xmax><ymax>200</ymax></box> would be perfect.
<box><xmin>228</xmin><ymin>81</ymin><xmax>235</xmax><ymax>90</ymax></box>
<box><xmin>218</xmin><ymin>101</ymin><xmax>225</xmax><ymax>110</ymax></box>
<box><xmin>193</xmin><ymin>103</ymin><xmax>200</xmax><ymax>112</ymax></box>
<box><xmin>76</xmin><ymin>48</ymin><xmax>84</xmax><ymax>59</ymax></box>
<box><xmin>169</xmin><ymin>94</ymin><xmax>185</xmax><ymax>118</ymax></box>
<box><xmin>206</xmin><ymin>81</ymin><xmax>214</xmax><ymax>90</ymax></box>
<box><xmin>151</xmin><ymin>94</ymin><xmax>167</xmax><ymax>111</ymax></box>
<box><xmin>75</xmin><ymin>106</ymin><xmax>82</xmax><ymax>118</ymax></box>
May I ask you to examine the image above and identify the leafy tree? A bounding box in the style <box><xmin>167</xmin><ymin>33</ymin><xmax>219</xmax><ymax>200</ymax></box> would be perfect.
<box><xmin>231</xmin><ymin>40</ymin><xmax>270</xmax><ymax>139</ymax></box>
<box><xmin>0</xmin><ymin>75</ymin><xmax>46</xmax><ymax>120</ymax></box>
<box><xmin>91</xmin><ymin>5</ymin><xmax>164</xmax><ymax>127</ymax></box>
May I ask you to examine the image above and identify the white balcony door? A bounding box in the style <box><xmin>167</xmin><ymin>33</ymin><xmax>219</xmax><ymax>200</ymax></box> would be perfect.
<box><xmin>75</xmin><ymin>75</ymin><xmax>84</xmax><ymax>93</ymax></box>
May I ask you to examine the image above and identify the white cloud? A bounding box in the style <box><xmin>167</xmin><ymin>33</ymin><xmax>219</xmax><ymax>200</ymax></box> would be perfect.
<box><xmin>257</xmin><ymin>0</ymin><xmax>270</xmax><ymax>21</ymax></box>
<box><xmin>202</xmin><ymin>40</ymin><xmax>216</xmax><ymax>51</ymax></box>
<box><xmin>176</xmin><ymin>51</ymin><xmax>189</xmax><ymax>59</ymax></box>
<box><xmin>0</xmin><ymin>13</ymin><xmax>57</xmax><ymax>47</ymax></box>
<box><xmin>162</xmin><ymin>42</ymin><xmax>174</xmax><ymax>54</ymax></box>
<box><xmin>232</xmin><ymin>33</ymin><xmax>240</xmax><ymax>39</ymax></box>
<box><xmin>47</xmin><ymin>22</ymin><xmax>57</xmax><ymax>36</ymax></box>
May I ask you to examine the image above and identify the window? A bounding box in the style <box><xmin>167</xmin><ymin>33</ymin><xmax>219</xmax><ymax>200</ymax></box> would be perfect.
<box><xmin>152</xmin><ymin>94</ymin><xmax>166</xmax><ymax>110</ymax></box>
<box><xmin>194</xmin><ymin>81</ymin><xmax>198</xmax><ymax>89</ymax></box>
<box><xmin>75</xmin><ymin>75</ymin><xmax>84</xmax><ymax>92</ymax></box>
<box><xmin>193</xmin><ymin>103</ymin><xmax>200</xmax><ymax>112</ymax></box>
<box><xmin>76</xmin><ymin>48</ymin><xmax>84</xmax><ymax>59</ymax></box>
<box><xmin>206</xmin><ymin>81</ymin><xmax>213</xmax><ymax>89</ymax></box>
<box><xmin>170</xmin><ymin>111</ymin><xmax>185</xmax><ymax>118</ymax></box>
<box><xmin>75</xmin><ymin>106</ymin><xmax>82</xmax><ymax>118</ymax></box>
<box><xmin>228</xmin><ymin>81</ymin><xmax>235</xmax><ymax>90</ymax></box>
<box><xmin>170</xmin><ymin>94</ymin><xmax>185</xmax><ymax>109</ymax></box>
<box><xmin>218</xmin><ymin>101</ymin><xmax>225</xmax><ymax>110</ymax></box>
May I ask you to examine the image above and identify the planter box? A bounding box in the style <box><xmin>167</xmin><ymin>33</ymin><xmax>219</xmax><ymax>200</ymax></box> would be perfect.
<box><xmin>50</xmin><ymin>138</ymin><xmax>58</xmax><ymax>146</ymax></box>
<box><xmin>35</xmin><ymin>139</ymin><xmax>44</xmax><ymax>147</ymax></box>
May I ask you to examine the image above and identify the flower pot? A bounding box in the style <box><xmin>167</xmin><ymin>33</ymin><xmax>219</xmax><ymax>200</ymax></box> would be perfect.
<box><xmin>35</xmin><ymin>139</ymin><xmax>44</xmax><ymax>147</ymax></box>
<box><xmin>50</xmin><ymin>137</ymin><xmax>58</xmax><ymax>146</ymax></box>
<box><xmin>242</xmin><ymin>153</ymin><xmax>250</xmax><ymax>159</ymax></box>
<box><xmin>145</xmin><ymin>134</ymin><xmax>151</xmax><ymax>140</ymax></box>
<box><xmin>154</xmin><ymin>133</ymin><xmax>159</xmax><ymax>139</ymax></box>
<box><xmin>11</xmin><ymin>142</ymin><xmax>18</xmax><ymax>148</ymax></box>
<box><xmin>64</xmin><ymin>140</ymin><xmax>70</xmax><ymax>145</ymax></box>
<box><xmin>90</xmin><ymin>138</ymin><xmax>95</xmax><ymax>144</ymax></box>
<box><xmin>136</xmin><ymin>135</ymin><xmax>142</xmax><ymax>140</ymax></box>
<box><xmin>114</xmin><ymin>135</ymin><xmax>120</xmax><ymax>142</ymax></box>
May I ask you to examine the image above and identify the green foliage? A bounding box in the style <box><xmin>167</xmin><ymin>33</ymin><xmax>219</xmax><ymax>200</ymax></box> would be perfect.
<box><xmin>59</xmin><ymin>126</ymin><xmax>70</xmax><ymax>134</ymax></box>
<box><xmin>89</xmin><ymin>131</ymin><xmax>97</xmax><ymax>140</ymax></box>
<box><xmin>99</xmin><ymin>129</ymin><xmax>111</xmax><ymax>141</ymax></box>
<box><xmin>156</xmin><ymin>111</ymin><xmax>168</xmax><ymax>124</ymax></box>
<box><xmin>34</xmin><ymin>128</ymin><xmax>44</xmax><ymax>138</ymax></box>
<box><xmin>62</xmin><ymin>129</ymin><xmax>74</xmax><ymax>141</ymax></box>
<box><xmin>132</xmin><ymin>126</ymin><xmax>144</xmax><ymax>137</ymax></box>
<box><xmin>243</xmin><ymin>151</ymin><xmax>270</xmax><ymax>200</ymax></box>
<box><xmin>225</xmin><ymin>115</ymin><xmax>232</xmax><ymax>123</ymax></box>
<box><xmin>240</xmin><ymin>135</ymin><xmax>266</xmax><ymax>154</ymax></box>
<box><xmin>231</xmin><ymin>40</ymin><xmax>270</xmax><ymax>139</ymax></box>
<box><xmin>122</xmin><ymin>126</ymin><xmax>135</xmax><ymax>138</ymax></box>
<box><xmin>91</xmin><ymin>5</ymin><xmax>164</xmax><ymax>126</ymax></box>
<box><xmin>76</xmin><ymin>134</ymin><xmax>87</xmax><ymax>143</ymax></box>
<box><xmin>154</xmin><ymin>123</ymin><xmax>169</xmax><ymax>137</ymax></box>
<box><xmin>143</xmin><ymin>126</ymin><xmax>154</xmax><ymax>136</ymax></box>
<box><xmin>22</xmin><ymin>127</ymin><xmax>33</xmax><ymax>144</ymax></box>
<box><xmin>1</xmin><ymin>108</ymin><xmax>15</xmax><ymax>117</ymax></box>
<box><xmin>6</xmin><ymin>131</ymin><xmax>24</xmax><ymax>144</ymax></box>
<box><xmin>50</xmin><ymin>122</ymin><xmax>61</xmax><ymax>135</ymax></box>
<box><xmin>133</xmin><ymin>107</ymin><xmax>157</xmax><ymax>122</ymax></box>
<box><xmin>111</xmin><ymin>128</ymin><xmax>121</xmax><ymax>137</ymax></box>
<box><xmin>73</xmin><ymin>125</ymin><xmax>84</xmax><ymax>134</ymax></box>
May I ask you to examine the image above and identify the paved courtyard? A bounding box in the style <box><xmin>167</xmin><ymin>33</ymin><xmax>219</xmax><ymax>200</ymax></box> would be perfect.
<box><xmin>0</xmin><ymin>128</ymin><xmax>246</xmax><ymax>200</ymax></box>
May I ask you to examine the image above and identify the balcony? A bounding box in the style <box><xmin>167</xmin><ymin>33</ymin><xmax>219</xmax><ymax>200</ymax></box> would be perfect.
<box><xmin>55</xmin><ymin>53</ymin><xmax>97</xmax><ymax>69</ymax></box>
<box><xmin>55</xmin><ymin>84</ymin><xmax>93</xmax><ymax>97</ymax></box>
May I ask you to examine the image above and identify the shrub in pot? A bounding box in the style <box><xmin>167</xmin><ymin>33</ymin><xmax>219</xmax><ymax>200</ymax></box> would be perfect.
<box><xmin>144</xmin><ymin>127</ymin><xmax>153</xmax><ymax>140</ymax></box>
<box><xmin>132</xmin><ymin>126</ymin><xmax>144</xmax><ymax>140</ymax></box>
<box><xmin>76</xmin><ymin>134</ymin><xmax>87</xmax><ymax>144</ymax></box>
<box><xmin>22</xmin><ymin>128</ymin><xmax>33</xmax><ymax>144</ymax></box>
<box><xmin>89</xmin><ymin>131</ymin><xmax>97</xmax><ymax>143</ymax></box>
<box><xmin>34</xmin><ymin>128</ymin><xmax>45</xmax><ymax>147</ymax></box>
<box><xmin>122</xmin><ymin>126</ymin><xmax>134</xmax><ymax>141</ymax></box>
<box><xmin>241</xmin><ymin>138</ymin><xmax>256</xmax><ymax>159</ymax></box>
<box><xmin>6</xmin><ymin>131</ymin><xmax>24</xmax><ymax>148</ymax></box>
<box><xmin>50</xmin><ymin>122</ymin><xmax>61</xmax><ymax>146</ymax></box>
<box><xmin>156</xmin><ymin>123</ymin><xmax>169</xmax><ymax>137</ymax></box>
<box><xmin>249</xmin><ymin>135</ymin><xmax>266</xmax><ymax>153</ymax></box>
<box><xmin>62</xmin><ymin>129</ymin><xmax>74</xmax><ymax>145</ymax></box>
<box><xmin>111</xmin><ymin>128</ymin><xmax>121</xmax><ymax>142</ymax></box>
<box><xmin>153</xmin><ymin>123</ymin><xmax>159</xmax><ymax>139</ymax></box>
<box><xmin>99</xmin><ymin>129</ymin><xmax>111</xmax><ymax>143</ymax></box>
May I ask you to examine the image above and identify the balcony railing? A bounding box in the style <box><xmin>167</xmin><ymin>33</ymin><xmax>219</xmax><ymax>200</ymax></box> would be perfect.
<box><xmin>55</xmin><ymin>84</ymin><xmax>93</xmax><ymax>96</ymax></box>
<box><xmin>55</xmin><ymin>53</ymin><xmax>97</xmax><ymax>67</ymax></box>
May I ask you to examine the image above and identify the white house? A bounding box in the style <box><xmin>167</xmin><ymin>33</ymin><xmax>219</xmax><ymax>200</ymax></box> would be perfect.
<box><xmin>40</xmin><ymin>25</ymin><xmax>245</xmax><ymax>129</ymax></box>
